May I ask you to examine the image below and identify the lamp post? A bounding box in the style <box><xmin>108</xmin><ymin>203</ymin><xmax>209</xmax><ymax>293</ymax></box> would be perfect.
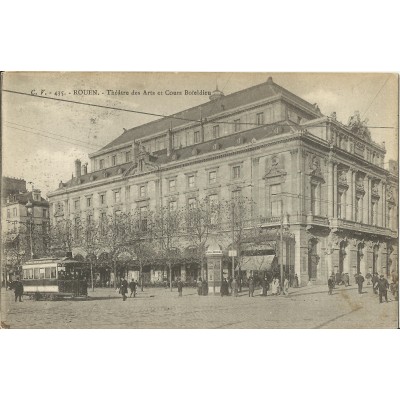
<box><xmin>25</xmin><ymin>200</ymin><xmax>34</xmax><ymax>259</ymax></box>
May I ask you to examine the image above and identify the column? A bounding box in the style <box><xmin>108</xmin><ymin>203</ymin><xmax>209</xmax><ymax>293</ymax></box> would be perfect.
<box><xmin>362</xmin><ymin>175</ymin><xmax>369</xmax><ymax>224</ymax></box>
<box><xmin>327</xmin><ymin>162</ymin><xmax>333</xmax><ymax>218</ymax></box>
<box><xmin>381</xmin><ymin>182</ymin><xmax>386</xmax><ymax>227</ymax></box>
<box><xmin>333</xmin><ymin>163</ymin><xmax>338</xmax><ymax>218</ymax></box>
<box><xmin>345</xmin><ymin>170</ymin><xmax>352</xmax><ymax>220</ymax></box>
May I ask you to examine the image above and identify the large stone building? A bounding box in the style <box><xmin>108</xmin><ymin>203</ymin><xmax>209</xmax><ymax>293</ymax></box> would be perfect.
<box><xmin>47</xmin><ymin>77</ymin><xmax>398</xmax><ymax>286</ymax></box>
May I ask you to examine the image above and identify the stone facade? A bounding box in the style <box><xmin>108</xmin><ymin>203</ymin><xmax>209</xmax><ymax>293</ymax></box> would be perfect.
<box><xmin>47</xmin><ymin>78</ymin><xmax>398</xmax><ymax>286</ymax></box>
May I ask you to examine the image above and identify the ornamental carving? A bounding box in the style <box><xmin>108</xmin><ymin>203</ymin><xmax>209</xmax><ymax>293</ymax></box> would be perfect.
<box><xmin>309</xmin><ymin>155</ymin><xmax>323</xmax><ymax>179</ymax></box>
<box><xmin>371</xmin><ymin>181</ymin><xmax>380</xmax><ymax>197</ymax></box>
<box><xmin>264</xmin><ymin>155</ymin><xmax>286</xmax><ymax>179</ymax></box>
<box><xmin>347</xmin><ymin>111</ymin><xmax>371</xmax><ymax>141</ymax></box>
<box><xmin>338</xmin><ymin>170</ymin><xmax>348</xmax><ymax>185</ymax></box>
<box><xmin>387</xmin><ymin>185</ymin><xmax>395</xmax><ymax>202</ymax></box>
<box><xmin>356</xmin><ymin>175</ymin><xmax>364</xmax><ymax>192</ymax></box>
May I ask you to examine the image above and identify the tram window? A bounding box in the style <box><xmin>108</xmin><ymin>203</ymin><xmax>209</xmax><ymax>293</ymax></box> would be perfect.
<box><xmin>28</xmin><ymin>269</ymin><xmax>34</xmax><ymax>279</ymax></box>
<box><xmin>50</xmin><ymin>267</ymin><xmax>57</xmax><ymax>279</ymax></box>
<box><xmin>39</xmin><ymin>268</ymin><xmax>45</xmax><ymax>279</ymax></box>
<box><xmin>23</xmin><ymin>269</ymin><xmax>28</xmax><ymax>279</ymax></box>
<box><xmin>45</xmin><ymin>268</ymin><xmax>51</xmax><ymax>279</ymax></box>
<box><xmin>34</xmin><ymin>269</ymin><xmax>39</xmax><ymax>279</ymax></box>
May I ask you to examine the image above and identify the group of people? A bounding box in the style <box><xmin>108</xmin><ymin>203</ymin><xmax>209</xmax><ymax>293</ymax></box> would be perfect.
<box><xmin>328</xmin><ymin>270</ymin><xmax>398</xmax><ymax>303</ymax></box>
<box><xmin>119</xmin><ymin>278</ymin><xmax>138</xmax><ymax>301</ymax></box>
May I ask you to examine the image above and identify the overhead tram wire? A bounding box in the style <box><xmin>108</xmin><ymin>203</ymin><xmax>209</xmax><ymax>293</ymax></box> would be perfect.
<box><xmin>5</xmin><ymin>120</ymin><xmax>108</xmax><ymax>148</ymax></box>
<box><xmin>5</xmin><ymin>124</ymin><xmax>103</xmax><ymax>151</ymax></box>
<box><xmin>2</xmin><ymin>89</ymin><xmax>394</xmax><ymax>130</ymax></box>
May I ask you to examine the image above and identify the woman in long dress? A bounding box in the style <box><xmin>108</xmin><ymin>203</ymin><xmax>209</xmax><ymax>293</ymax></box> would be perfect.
<box><xmin>271</xmin><ymin>278</ymin><xmax>279</xmax><ymax>295</ymax></box>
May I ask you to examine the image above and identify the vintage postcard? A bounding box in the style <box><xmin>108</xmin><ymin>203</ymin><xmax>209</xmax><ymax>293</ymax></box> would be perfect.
<box><xmin>1</xmin><ymin>72</ymin><xmax>398</xmax><ymax>328</ymax></box>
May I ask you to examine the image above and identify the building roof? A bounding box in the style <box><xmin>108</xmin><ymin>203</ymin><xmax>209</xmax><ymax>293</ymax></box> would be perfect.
<box><xmin>52</xmin><ymin>121</ymin><xmax>297</xmax><ymax>193</ymax></box>
<box><xmin>96</xmin><ymin>77</ymin><xmax>322</xmax><ymax>153</ymax></box>
<box><xmin>4</xmin><ymin>191</ymin><xmax>49</xmax><ymax>207</ymax></box>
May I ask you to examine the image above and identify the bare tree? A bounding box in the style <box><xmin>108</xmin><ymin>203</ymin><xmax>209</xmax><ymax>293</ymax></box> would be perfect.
<box><xmin>50</xmin><ymin>218</ymin><xmax>76</xmax><ymax>255</ymax></box>
<box><xmin>184</xmin><ymin>197</ymin><xmax>220</xmax><ymax>280</ymax></box>
<box><xmin>125</xmin><ymin>209</ymin><xmax>156</xmax><ymax>291</ymax></box>
<box><xmin>153</xmin><ymin>205</ymin><xmax>184</xmax><ymax>291</ymax></box>
<box><xmin>222</xmin><ymin>196</ymin><xmax>256</xmax><ymax>279</ymax></box>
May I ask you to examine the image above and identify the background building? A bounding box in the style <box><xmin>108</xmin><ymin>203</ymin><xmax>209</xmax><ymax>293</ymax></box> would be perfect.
<box><xmin>1</xmin><ymin>182</ymin><xmax>50</xmax><ymax>285</ymax></box>
<box><xmin>47</xmin><ymin>77</ymin><xmax>398</xmax><ymax>287</ymax></box>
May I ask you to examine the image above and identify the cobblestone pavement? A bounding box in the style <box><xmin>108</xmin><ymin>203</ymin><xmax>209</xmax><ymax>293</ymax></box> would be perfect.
<box><xmin>1</xmin><ymin>283</ymin><xmax>398</xmax><ymax>329</ymax></box>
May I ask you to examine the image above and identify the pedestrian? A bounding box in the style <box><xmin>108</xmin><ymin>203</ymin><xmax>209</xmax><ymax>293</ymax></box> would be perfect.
<box><xmin>356</xmin><ymin>272</ymin><xmax>364</xmax><ymax>294</ymax></box>
<box><xmin>129</xmin><ymin>279</ymin><xmax>137</xmax><ymax>297</ymax></box>
<box><xmin>334</xmin><ymin>271</ymin><xmax>340</xmax><ymax>286</ymax></box>
<box><xmin>372</xmin><ymin>273</ymin><xmax>379</xmax><ymax>294</ymax></box>
<box><xmin>343</xmin><ymin>273</ymin><xmax>350</xmax><ymax>287</ymax></box>
<box><xmin>328</xmin><ymin>275</ymin><xmax>334</xmax><ymax>295</ymax></box>
<box><xmin>262</xmin><ymin>277</ymin><xmax>268</xmax><ymax>296</ymax></box>
<box><xmin>120</xmin><ymin>277</ymin><xmax>128</xmax><ymax>301</ymax></box>
<box><xmin>177</xmin><ymin>278</ymin><xmax>183</xmax><ymax>297</ymax></box>
<box><xmin>231</xmin><ymin>278</ymin><xmax>239</xmax><ymax>297</ymax></box>
<box><xmin>377</xmin><ymin>274</ymin><xmax>389</xmax><ymax>303</ymax></box>
<box><xmin>283</xmin><ymin>276</ymin><xmax>289</xmax><ymax>295</ymax></box>
<box><xmin>294</xmin><ymin>273</ymin><xmax>299</xmax><ymax>288</ymax></box>
<box><xmin>390</xmin><ymin>270</ymin><xmax>398</xmax><ymax>301</ymax></box>
<box><xmin>271</xmin><ymin>277</ymin><xmax>279</xmax><ymax>295</ymax></box>
<box><xmin>202</xmin><ymin>279</ymin><xmax>208</xmax><ymax>296</ymax></box>
<box><xmin>248</xmin><ymin>276</ymin><xmax>254</xmax><ymax>297</ymax></box>
<box><xmin>197</xmin><ymin>278</ymin><xmax>203</xmax><ymax>296</ymax></box>
<box><xmin>220</xmin><ymin>278</ymin><xmax>228</xmax><ymax>297</ymax></box>
<box><xmin>366</xmin><ymin>272</ymin><xmax>372</xmax><ymax>285</ymax></box>
<box><xmin>14</xmin><ymin>278</ymin><xmax>24</xmax><ymax>302</ymax></box>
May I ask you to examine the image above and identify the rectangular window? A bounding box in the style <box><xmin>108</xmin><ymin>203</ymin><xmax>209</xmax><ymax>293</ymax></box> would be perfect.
<box><xmin>86</xmin><ymin>197</ymin><xmax>92</xmax><ymax>207</ymax></box>
<box><xmin>45</xmin><ymin>268</ymin><xmax>51</xmax><ymax>279</ymax></box>
<box><xmin>270</xmin><ymin>184</ymin><xmax>282</xmax><ymax>217</ymax></box>
<box><xmin>74</xmin><ymin>199</ymin><xmax>80</xmax><ymax>210</ymax></box>
<box><xmin>209</xmin><ymin>171</ymin><xmax>217</xmax><ymax>185</ymax></box>
<box><xmin>212</xmin><ymin>125</ymin><xmax>220</xmax><ymax>139</ymax></box>
<box><xmin>140</xmin><ymin>185</ymin><xmax>146</xmax><ymax>197</ymax></box>
<box><xmin>194</xmin><ymin>131</ymin><xmax>201</xmax><ymax>144</ymax></box>
<box><xmin>188</xmin><ymin>175</ymin><xmax>195</xmax><ymax>188</ymax></box>
<box><xmin>34</xmin><ymin>268</ymin><xmax>40</xmax><ymax>279</ymax></box>
<box><xmin>99</xmin><ymin>159</ymin><xmax>105</xmax><ymax>169</ymax></box>
<box><xmin>125</xmin><ymin>186</ymin><xmax>130</xmax><ymax>201</ymax></box>
<box><xmin>125</xmin><ymin>151</ymin><xmax>131</xmax><ymax>163</ymax></box>
<box><xmin>140</xmin><ymin>206</ymin><xmax>148</xmax><ymax>232</ymax></box>
<box><xmin>50</xmin><ymin>267</ymin><xmax>57</xmax><ymax>279</ymax></box>
<box><xmin>27</xmin><ymin>268</ymin><xmax>34</xmax><ymax>279</ymax></box>
<box><xmin>173</xmin><ymin>133</ymin><xmax>181</xmax><ymax>149</ymax></box>
<box><xmin>42</xmin><ymin>208</ymin><xmax>47</xmax><ymax>218</ymax></box>
<box><xmin>337</xmin><ymin>192</ymin><xmax>343</xmax><ymax>219</ymax></box>
<box><xmin>233</xmin><ymin>165</ymin><xmax>241</xmax><ymax>179</ymax></box>
<box><xmin>100</xmin><ymin>194</ymin><xmax>106</xmax><ymax>205</ymax></box>
<box><xmin>188</xmin><ymin>198</ymin><xmax>196</xmax><ymax>209</ymax></box>
<box><xmin>156</xmin><ymin>137</ymin><xmax>165</xmax><ymax>151</ymax></box>
<box><xmin>169</xmin><ymin>201</ymin><xmax>177</xmax><ymax>212</ymax></box>
<box><xmin>112</xmin><ymin>155</ymin><xmax>117</xmax><ymax>166</ymax></box>
<box><xmin>387</xmin><ymin>206</ymin><xmax>392</xmax><ymax>229</ymax></box>
<box><xmin>234</xmin><ymin>119</ymin><xmax>241</xmax><ymax>132</ymax></box>
<box><xmin>114</xmin><ymin>191</ymin><xmax>120</xmax><ymax>203</ymax></box>
<box><xmin>7</xmin><ymin>209</ymin><xmax>10</xmax><ymax>218</ymax></box>
<box><xmin>39</xmin><ymin>268</ymin><xmax>45</xmax><ymax>280</ymax></box>
<box><xmin>13</xmin><ymin>207</ymin><xmax>17</xmax><ymax>217</ymax></box>
<box><xmin>256</xmin><ymin>112</ymin><xmax>264</xmax><ymax>125</ymax></box>
<box><xmin>232</xmin><ymin>190</ymin><xmax>241</xmax><ymax>202</ymax></box>
<box><xmin>169</xmin><ymin>180</ymin><xmax>176</xmax><ymax>192</ymax></box>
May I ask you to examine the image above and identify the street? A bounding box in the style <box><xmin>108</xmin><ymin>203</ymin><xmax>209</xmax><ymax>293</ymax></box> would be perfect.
<box><xmin>1</xmin><ymin>283</ymin><xmax>398</xmax><ymax>329</ymax></box>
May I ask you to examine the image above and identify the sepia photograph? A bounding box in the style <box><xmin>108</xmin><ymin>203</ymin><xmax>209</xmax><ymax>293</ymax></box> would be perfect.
<box><xmin>1</xmin><ymin>72</ymin><xmax>399</xmax><ymax>329</ymax></box>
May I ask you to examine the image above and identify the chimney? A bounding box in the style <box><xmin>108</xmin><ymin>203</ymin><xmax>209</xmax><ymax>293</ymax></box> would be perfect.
<box><xmin>131</xmin><ymin>141</ymin><xmax>139</xmax><ymax>166</ymax></box>
<box><xmin>82</xmin><ymin>163</ymin><xmax>88</xmax><ymax>175</ymax></box>
<box><xmin>75</xmin><ymin>159</ymin><xmax>82</xmax><ymax>178</ymax></box>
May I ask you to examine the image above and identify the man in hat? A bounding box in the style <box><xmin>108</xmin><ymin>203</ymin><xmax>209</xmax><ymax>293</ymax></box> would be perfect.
<box><xmin>327</xmin><ymin>275</ymin><xmax>334</xmax><ymax>295</ymax></box>
<box><xmin>13</xmin><ymin>277</ymin><xmax>24</xmax><ymax>302</ymax></box>
<box><xmin>177</xmin><ymin>278</ymin><xmax>183</xmax><ymax>297</ymax></box>
<box><xmin>377</xmin><ymin>274</ymin><xmax>389</xmax><ymax>303</ymax></box>
<box><xmin>356</xmin><ymin>272</ymin><xmax>364</xmax><ymax>295</ymax></box>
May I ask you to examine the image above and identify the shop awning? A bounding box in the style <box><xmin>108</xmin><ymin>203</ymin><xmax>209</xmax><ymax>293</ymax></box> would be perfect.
<box><xmin>240</xmin><ymin>255</ymin><xmax>277</xmax><ymax>271</ymax></box>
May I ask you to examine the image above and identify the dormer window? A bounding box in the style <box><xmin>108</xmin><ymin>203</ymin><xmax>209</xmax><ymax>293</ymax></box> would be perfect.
<box><xmin>212</xmin><ymin>125</ymin><xmax>220</xmax><ymax>139</ymax></box>
<box><xmin>99</xmin><ymin>159</ymin><xmax>105</xmax><ymax>169</ymax></box>
<box><xmin>256</xmin><ymin>112</ymin><xmax>264</xmax><ymax>125</ymax></box>
<box><xmin>112</xmin><ymin>155</ymin><xmax>117</xmax><ymax>166</ymax></box>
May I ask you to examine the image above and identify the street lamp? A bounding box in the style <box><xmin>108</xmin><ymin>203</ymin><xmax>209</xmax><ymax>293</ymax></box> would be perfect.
<box><xmin>26</xmin><ymin>200</ymin><xmax>34</xmax><ymax>259</ymax></box>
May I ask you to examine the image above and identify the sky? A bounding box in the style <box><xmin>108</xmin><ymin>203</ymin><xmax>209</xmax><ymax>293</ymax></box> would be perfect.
<box><xmin>2</xmin><ymin>72</ymin><xmax>398</xmax><ymax>197</ymax></box>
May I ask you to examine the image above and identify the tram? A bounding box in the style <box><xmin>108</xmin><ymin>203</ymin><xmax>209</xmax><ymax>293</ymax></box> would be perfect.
<box><xmin>21</xmin><ymin>256</ymin><xmax>88</xmax><ymax>299</ymax></box>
